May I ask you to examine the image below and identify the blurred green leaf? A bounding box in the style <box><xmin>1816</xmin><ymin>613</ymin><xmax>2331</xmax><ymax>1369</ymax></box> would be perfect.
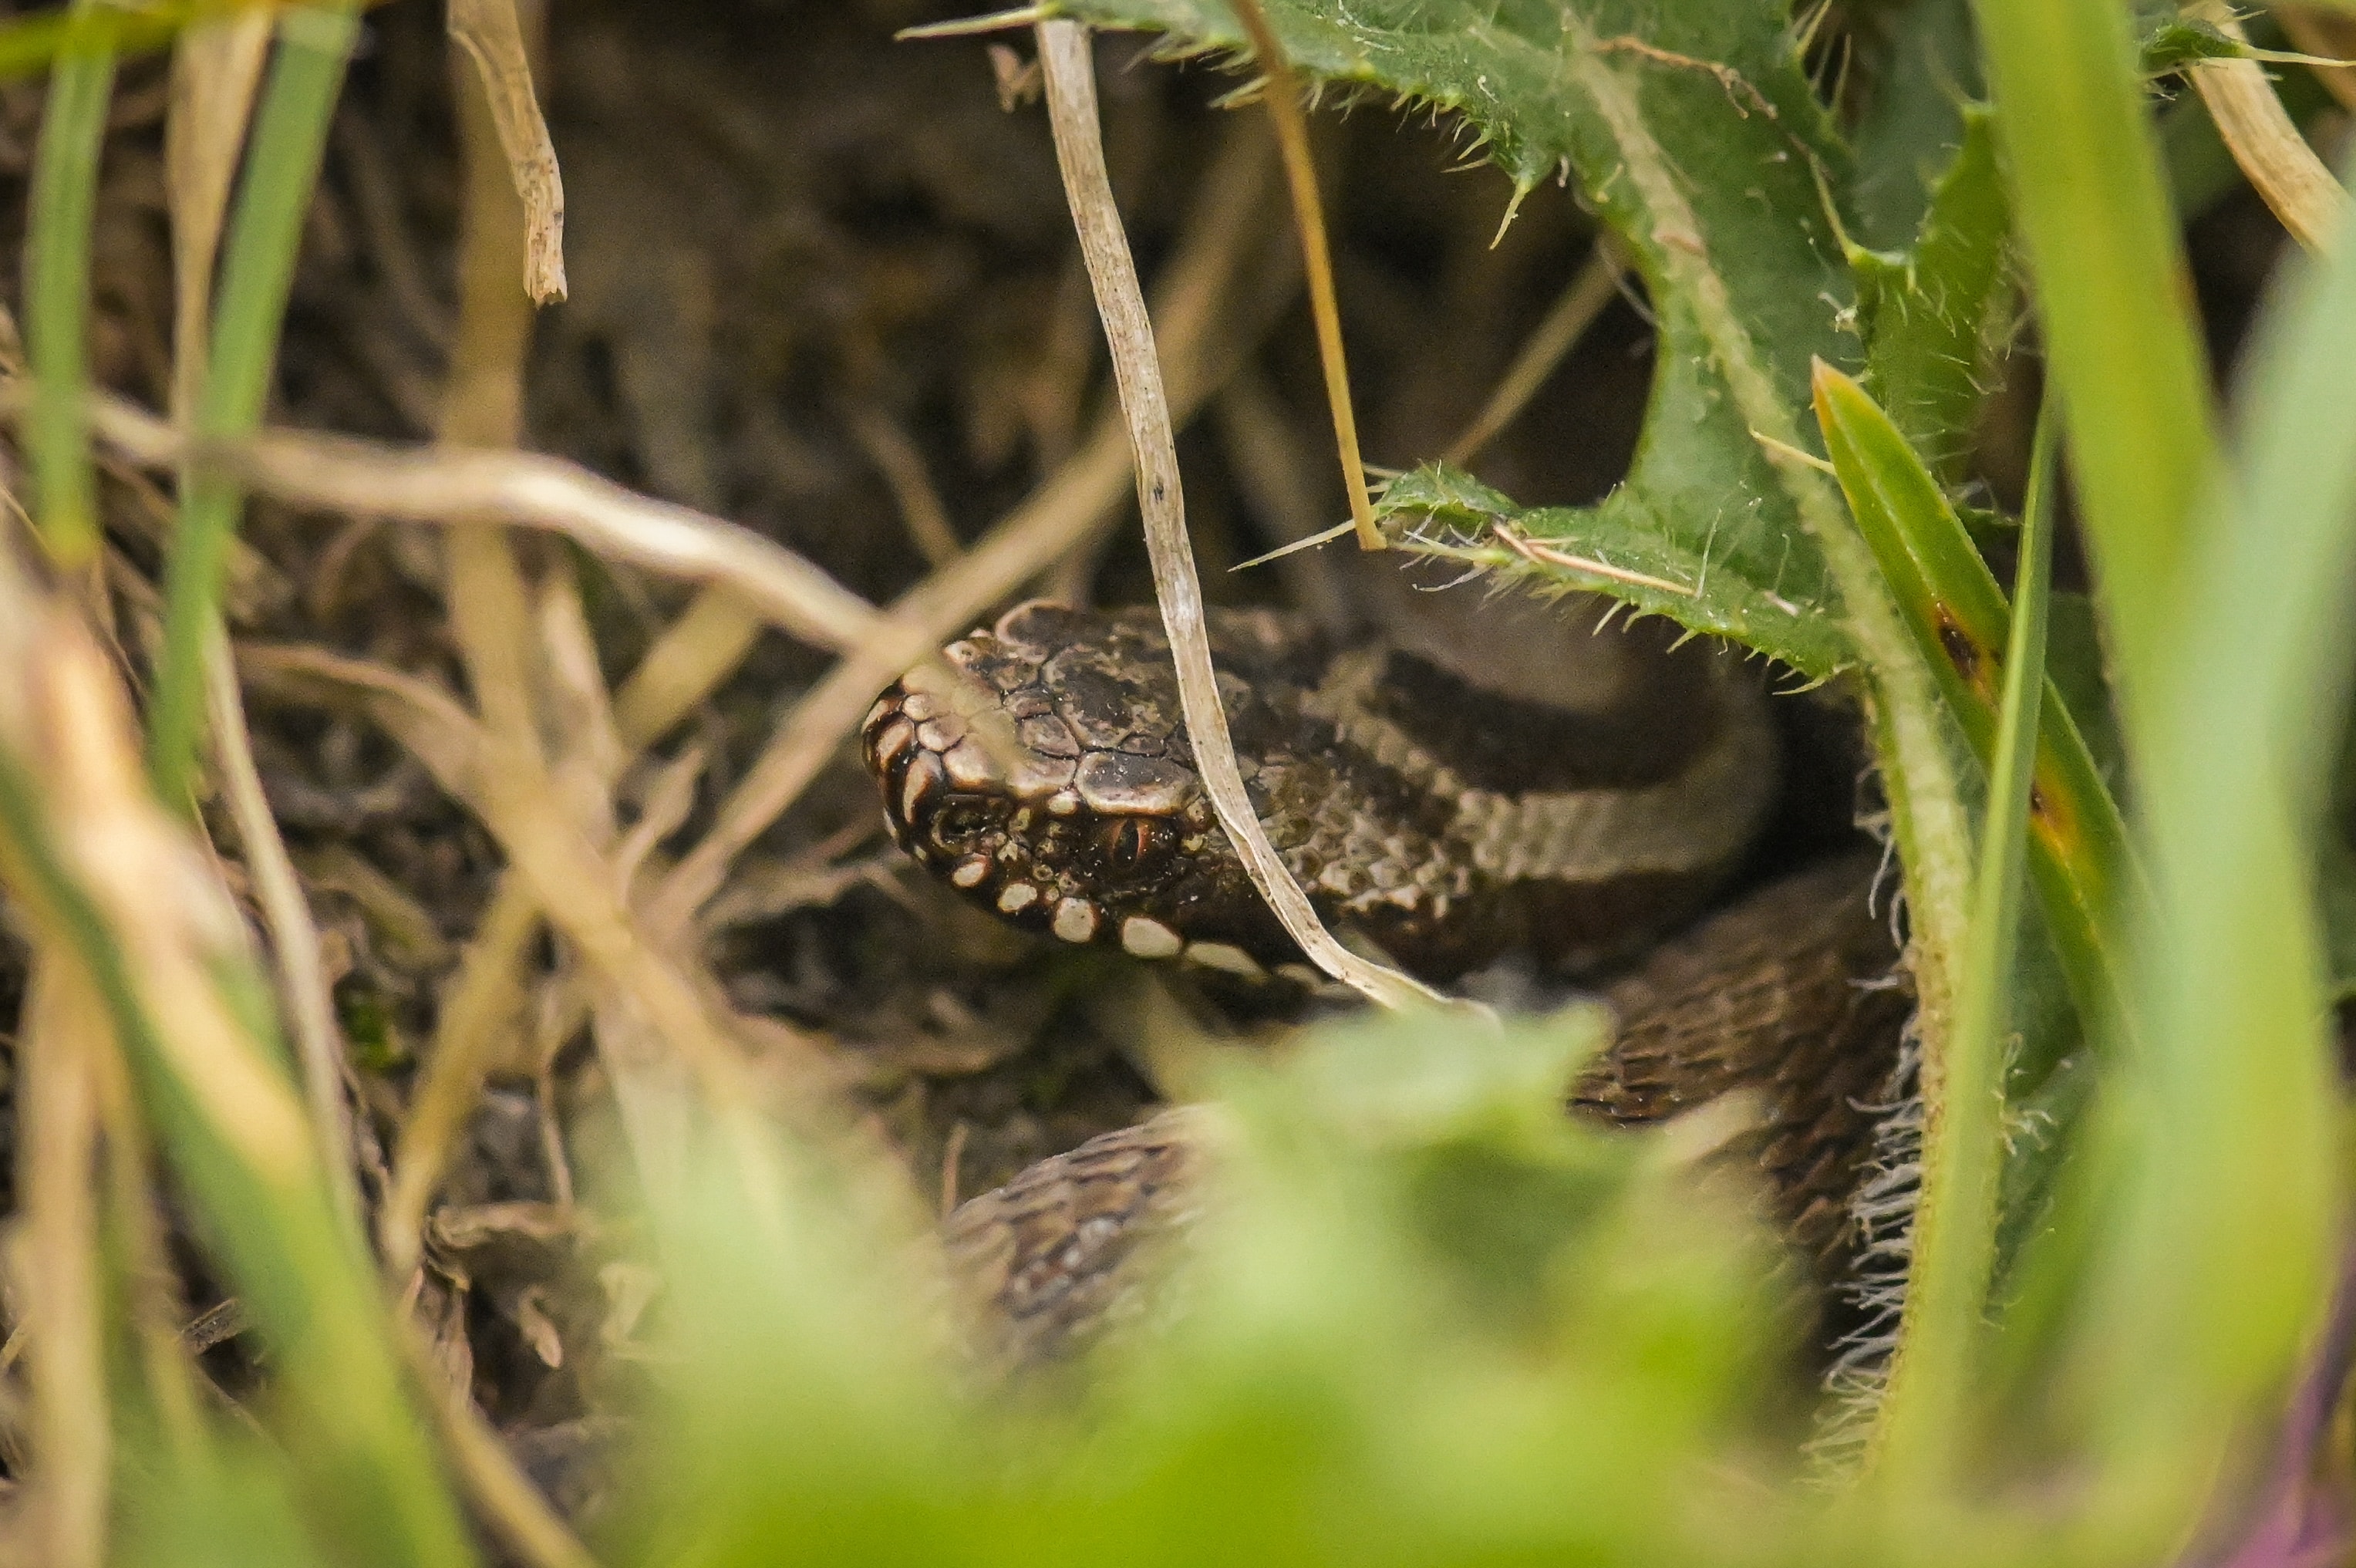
<box><xmin>21</xmin><ymin>5</ymin><xmax>113</xmax><ymax>563</ymax></box>
<box><xmin>1970</xmin><ymin>0</ymin><xmax>2218</xmax><ymax>740</ymax></box>
<box><xmin>2060</xmin><ymin>137</ymin><xmax>2356</xmax><ymax>1526</ymax></box>
<box><xmin>118</xmin><ymin>1430</ymin><xmax>319</xmax><ymax>1568</ymax></box>
<box><xmin>624</xmin><ymin>1006</ymin><xmax>1810</xmax><ymax>1566</ymax></box>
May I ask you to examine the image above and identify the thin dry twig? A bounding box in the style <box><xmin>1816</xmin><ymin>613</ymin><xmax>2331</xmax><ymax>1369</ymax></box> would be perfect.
<box><xmin>164</xmin><ymin>9</ymin><xmax>271</xmax><ymax>420</ymax></box>
<box><xmin>71</xmin><ymin>393</ymin><xmax>882</xmax><ymax>657</ymax></box>
<box><xmin>2190</xmin><ymin>3</ymin><xmax>2351</xmax><ymax>253</ymax></box>
<box><xmin>1487</xmin><ymin>518</ymin><xmax>1697</xmax><ymax>597</ymax></box>
<box><xmin>1226</xmin><ymin>0</ymin><xmax>1382</xmax><ymax>551</ymax></box>
<box><xmin>203</xmin><ymin>626</ymin><xmax>367</xmax><ymax>1244</ymax></box>
<box><xmin>19</xmin><ymin>963</ymin><xmax>109</xmax><ymax>1568</ymax></box>
<box><xmin>447</xmin><ymin>0</ymin><xmax>567</xmax><ymax>303</ymax></box>
<box><xmin>1036</xmin><ymin>19</ymin><xmax>1463</xmax><ymax>1014</ymax></box>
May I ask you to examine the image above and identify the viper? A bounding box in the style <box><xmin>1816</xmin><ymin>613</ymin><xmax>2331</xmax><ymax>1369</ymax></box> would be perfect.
<box><xmin>862</xmin><ymin>593</ymin><xmax>1909</xmax><ymax>1362</ymax></box>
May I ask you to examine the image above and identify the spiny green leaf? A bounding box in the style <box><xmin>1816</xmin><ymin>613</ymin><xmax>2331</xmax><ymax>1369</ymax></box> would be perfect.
<box><xmin>2139</xmin><ymin>19</ymin><xmax>2240</xmax><ymax>75</ymax></box>
<box><xmin>1852</xmin><ymin>104</ymin><xmax>2011</xmax><ymax>483</ymax></box>
<box><xmin>1846</xmin><ymin>0</ymin><xmax>1983</xmax><ymax>248</ymax></box>
<box><xmin>1375</xmin><ymin>462</ymin><xmax>1852</xmax><ymax>679</ymax></box>
<box><xmin>1047</xmin><ymin>0</ymin><xmax>1861</xmax><ymax>676</ymax></box>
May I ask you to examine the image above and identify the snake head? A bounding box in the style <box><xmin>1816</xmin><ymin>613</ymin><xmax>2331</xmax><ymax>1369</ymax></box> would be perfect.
<box><xmin>862</xmin><ymin>602</ymin><xmax>1296</xmax><ymax>973</ymax></box>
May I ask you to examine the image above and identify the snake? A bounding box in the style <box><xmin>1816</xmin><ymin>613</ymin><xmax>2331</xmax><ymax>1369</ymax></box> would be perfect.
<box><xmin>861</xmin><ymin>598</ymin><xmax>1907</xmax><ymax>1363</ymax></box>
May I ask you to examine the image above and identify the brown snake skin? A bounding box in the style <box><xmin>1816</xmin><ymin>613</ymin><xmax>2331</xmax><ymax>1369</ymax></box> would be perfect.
<box><xmin>865</xmin><ymin>601</ymin><xmax>1907</xmax><ymax>1363</ymax></box>
<box><xmin>939</xmin><ymin>857</ymin><xmax>1903</xmax><ymax>1365</ymax></box>
<box><xmin>865</xmin><ymin>601</ymin><xmax>1779</xmax><ymax>980</ymax></box>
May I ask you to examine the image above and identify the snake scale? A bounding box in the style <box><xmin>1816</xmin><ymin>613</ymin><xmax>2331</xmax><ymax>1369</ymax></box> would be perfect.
<box><xmin>862</xmin><ymin>596</ymin><xmax>1907</xmax><ymax>1363</ymax></box>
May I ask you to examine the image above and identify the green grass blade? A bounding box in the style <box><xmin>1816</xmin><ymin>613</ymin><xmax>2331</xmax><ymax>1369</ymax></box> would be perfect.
<box><xmin>1812</xmin><ymin>363</ymin><xmax>2135</xmax><ymax>1044</ymax></box>
<box><xmin>2068</xmin><ymin>157</ymin><xmax>2356</xmax><ymax>1538</ymax></box>
<box><xmin>22</xmin><ymin>14</ymin><xmax>116</xmax><ymax>564</ymax></box>
<box><xmin>1872</xmin><ymin>405</ymin><xmax>2058</xmax><ymax>1490</ymax></box>
<box><xmin>1968</xmin><ymin>0</ymin><xmax>2219</xmax><ymax>737</ymax></box>
<box><xmin>147</xmin><ymin>4</ymin><xmax>358</xmax><ymax>810</ymax></box>
<box><xmin>0</xmin><ymin>2</ymin><xmax>362</xmax><ymax>83</ymax></box>
<box><xmin>0</xmin><ymin>709</ymin><xmax>474</xmax><ymax>1563</ymax></box>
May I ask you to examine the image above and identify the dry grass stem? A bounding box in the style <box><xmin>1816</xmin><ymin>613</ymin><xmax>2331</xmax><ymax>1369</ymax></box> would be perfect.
<box><xmin>163</xmin><ymin>9</ymin><xmax>271</xmax><ymax>419</ymax></box>
<box><xmin>448</xmin><ymin>0</ymin><xmax>568</xmax><ymax>304</ymax></box>
<box><xmin>19</xmin><ymin>963</ymin><xmax>109</xmax><ymax>1568</ymax></box>
<box><xmin>1036</xmin><ymin>19</ymin><xmax>1460</xmax><ymax>1013</ymax></box>
<box><xmin>382</xmin><ymin>885</ymin><xmax>538</xmax><ymax>1276</ymax></box>
<box><xmin>3</xmin><ymin>601</ymin><xmax>312</xmax><ymax>1177</ymax></box>
<box><xmin>74</xmin><ymin>393</ymin><xmax>885</xmax><ymax>656</ymax></box>
<box><xmin>1444</xmin><ymin>241</ymin><xmax>1626</xmax><ymax>467</ymax></box>
<box><xmin>1488</xmin><ymin>519</ymin><xmax>1698</xmax><ymax>597</ymax></box>
<box><xmin>238</xmin><ymin>642</ymin><xmax>493</xmax><ymax>812</ymax></box>
<box><xmin>646</xmin><ymin>121</ymin><xmax>1279</xmax><ymax>929</ymax></box>
<box><xmin>2191</xmin><ymin>5</ymin><xmax>2351</xmax><ymax>253</ymax></box>
<box><xmin>609</xmin><ymin>588</ymin><xmax>763</xmax><ymax>747</ymax></box>
<box><xmin>381</xmin><ymin>573</ymin><xmax>767</xmax><ymax>1273</ymax></box>
<box><xmin>384</xmin><ymin>584</ymin><xmax>761</xmax><ymax>1272</ymax></box>
<box><xmin>895</xmin><ymin>6</ymin><xmax>1048</xmax><ymax>41</ymax></box>
<box><xmin>1225</xmin><ymin>0</ymin><xmax>1382</xmax><ymax>551</ymax></box>
<box><xmin>203</xmin><ymin>626</ymin><xmax>366</xmax><ymax>1244</ymax></box>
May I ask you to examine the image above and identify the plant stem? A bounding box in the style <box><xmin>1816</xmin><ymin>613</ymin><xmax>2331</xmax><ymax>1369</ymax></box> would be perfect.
<box><xmin>22</xmin><ymin>10</ymin><xmax>115</xmax><ymax>564</ymax></box>
<box><xmin>1873</xmin><ymin>405</ymin><xmax>2057</xmax><ymax>1492</ymax></box>
<box><xmin>147</xmin><ymin>4</ymin><xmax>359</xmax><ymax>811</ymax></box>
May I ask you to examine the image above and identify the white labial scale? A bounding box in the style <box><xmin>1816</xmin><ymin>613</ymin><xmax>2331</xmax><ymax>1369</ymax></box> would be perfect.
<box><xmin>998</xmin><ymin>883</ymin><xmax>1040</xmax><ymax>914</ymax></box>
<box><xmin>1121</xmin><ymin>916</ymin><xmax>1184</xmax><ymax>959</ymax></box>
<box><xmin>952</xmin><ymin>857</ymin><xmax>990</xmax><ymax>889</ymax></box>
<box><xmin>1053</xmin><ymin>897</ymin><xmax>1099</xmax><ymax>943</ymax></box>
<box><xmin>1181</xmin><ymin>942</ymin><xmax>1264</xmax><ymax>978</ymax></box>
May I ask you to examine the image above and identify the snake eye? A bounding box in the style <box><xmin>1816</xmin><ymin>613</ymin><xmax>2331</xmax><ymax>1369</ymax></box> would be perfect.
<box><xmin>930</xmin><ymin>794</ymin><xmax>999</xmax><ymax>847</ymax></box>
<box><xmin>1100</xmin><ymin>816</ymin><xmax>1172</xmax><ymax>875</ymax></box>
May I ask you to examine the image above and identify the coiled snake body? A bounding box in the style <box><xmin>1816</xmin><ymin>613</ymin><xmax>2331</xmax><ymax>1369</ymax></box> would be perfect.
<box><xmin>863</xmin><ymin>599</ymin><xmax>1906</xmax><ymax>1362</ymax></box>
